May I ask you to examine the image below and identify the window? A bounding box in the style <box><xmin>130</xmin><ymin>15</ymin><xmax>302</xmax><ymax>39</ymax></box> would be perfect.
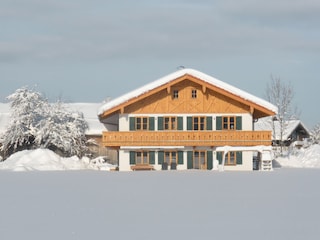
<box><xmin>223</xmin><ymin>116</ymin><xmax>236</xmax><ymax>130</ymax></box>
<box><xmin>224</xmin><ymin>151</ymin><xmax>242</xmax><ymax>165</ymax></box>
<box><xmin>164</xmin><ymin>151</ymin><xmax>177</xmax><ymax>164</ymax></box>
<box><xmin>191</xmin><ymin>89</ymin><xmax>197</xmax><ymax>98</ymax></box>
<box><xmin>194</xmin><ymin>151</ymin><xmax>206</xmax><ymax>169</ymax></box>
<box><xmin>173</xmin><ymin>90</ymin><xmax>179</xmax><ymax>99</ymax></box>
<box><xmin>193</xmin><ymin>116</ymin><xmax>206</xmax><ymax>130</ymax></box>
<box><xmin>164</xmin><ymin>117</ymin><xmax>177</xmax><ymax>130</ymax></box>
<box><xmin>136</xmin><ymin>117</ymin><xmax>148</xmax><ymax>130</ymax></box>
<box><xmin>136</xmin><ymin>152</ymin><xmax>149</xmax><ymax>165</ymax></box>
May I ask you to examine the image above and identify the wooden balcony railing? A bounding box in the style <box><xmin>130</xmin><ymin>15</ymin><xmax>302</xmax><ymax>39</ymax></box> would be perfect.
<box><xmin>102</xmin><ymin>131</ymin><xmax>272</xmax><ymax>147</ymax></box>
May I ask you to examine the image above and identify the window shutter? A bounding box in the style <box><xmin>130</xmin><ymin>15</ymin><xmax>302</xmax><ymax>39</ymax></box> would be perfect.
<box><xmin>158</xmin><ymin>117</ymin><xmax>163</xmax><ymax>130</ymax></box>
<box><xmin>149</xmin><ymin>151</ymin><xmax>155</xmax><ymax>164</ymax></box>
<box><xmin>236</xmin><ymin>151</ymin><xmax>242</xmax><ymax>165</ymax></box>
<box><xmin>236</xmin><ymin>116</ymin><xmax>242</xmax><ymax>130</ymax></box>
<box><xmin>187</xmin><ymin>151</ymin><xmax>193</xmax><ymax>169</ymax></box>
<box><xmin>187</xmin><ymin>117</ymin><xmax>192</xmax><ymax>130</ymax></box>
<box><xmin>129</xmin><ymin>151</ymin><xmax>136</xmax><ymax>165</ymax></box>
<box><xmin>177</xmin><ymin>117</ymin><xmax>183</xmax><ymax>130</ymax></box>
<box><xmin>158</xmin><ymin>151</ymin><xmax>164</xmax><ymax>165</ymax></box>
<box><xmin>206</xmin><ymin>116</ymin><xmax>212</xmax><ymax>130</ymax></box>
<box><xmin>216</xmin><ymin>116</ymin><xmax>222</xmax><ymax>130</ymax></box>
<box><xmin>216</xmin><ymin>152</ymin><xmax>223</xmax><ymax>165</ymax></box>
<box><xmin>207</xmin><ymin>151</ymin><xmax>213</xmax><ymax>170</ymax></box>
<box><xmin>178</xmin><ymin>151</ymin><xmax>183</xmax><ymax>165</ymax></box>
<box><xmin>149</xmin><ymin>117</ymin><xmax>155</xmax><ymax>131</ymax></box>
<box><xmin>129</xmin><ymin>117</ymin><xmax>135</xmax><ymax>131</ymax></box>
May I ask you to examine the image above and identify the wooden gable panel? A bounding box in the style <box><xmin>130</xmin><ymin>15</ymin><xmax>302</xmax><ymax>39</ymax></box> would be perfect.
<box><xmin>123</xmin><ymin>79</ymin><xmax>250</xmax><ymax>114</ymax></box>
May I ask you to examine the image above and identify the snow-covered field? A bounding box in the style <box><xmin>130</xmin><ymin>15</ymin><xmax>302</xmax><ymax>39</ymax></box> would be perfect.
<box><xmin>0</xmin><ymin>169</ymin><xmax>319</xmax><ymax>240</ymax></box>
<box><xmin>1</xmin><ymin>146</ymin><xmax>320</xmax><ymax>239</ymax></box>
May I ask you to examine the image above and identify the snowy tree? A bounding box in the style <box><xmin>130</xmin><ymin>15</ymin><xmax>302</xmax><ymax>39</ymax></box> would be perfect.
<box><xmin>311</xmin><ymin>123</ymin><xmax>320</xmax><ymax>144</ymax></box>
<box><xmin>35</xmin><ymin>102</ymin><xmax>88</xmax><ymax>157</ymax></box>
<box><xmin>1</xmin><ymin>88</ymin><xmax>88</xmax><ymax>158</ymax></box>
<box><xmin>266</xmin><ymin>76</ymin><xmax>298</xmax><ymax>155</ymax></box>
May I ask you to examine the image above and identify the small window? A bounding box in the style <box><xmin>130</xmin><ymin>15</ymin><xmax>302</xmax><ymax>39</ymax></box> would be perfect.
<box><xmin>191</xmin><ymin>89</ymin><xmax>197</xmax><ymax>98</ymax></box>
<box><xmin>173</xmin><ymin>90</ymin><xmax>179</xmax><ymax>99</ymax></box>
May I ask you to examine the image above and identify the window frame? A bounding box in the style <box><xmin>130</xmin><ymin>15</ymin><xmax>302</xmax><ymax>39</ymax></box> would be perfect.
<box><xmin>191</xmin><ymin>89</ymin><xmax>197</xmax><ymax>99</ymax></box>
<box><xmin>136</xmin><ymin>117</ymin><xmax>149</xmax><ymax>130</ymax></box>
<box><xmin>222</xmin><ymin>116</ymin><xmax>236</xmax><ymax>130</ymax></box>
<box><xmin>164</xmin><ymin>151</ymin><xmax>177</xmax><ymax>164</ymax></box>
<box><xmin>164</xmin><ymin>116</ymin><xmax>177</xmax><ymax>130</ymax></box>
<box><xmin>193</xmin><ymin>116</ymin><xmax>206</xmax><ymax>130</ymax></box>
<box><xmin>136</xmin><ymin>151</ymin><xmax>150</xmax><ymax>165</ymax></box>
<box><xmin>173</xmin><ymin>89</ymin><xmax>179</xmax><ymax>99</ymax></box>
<box><xmin>225</xmin><ymin>152</ymin><xmax>236</xmax><ymax>166</ymax></box>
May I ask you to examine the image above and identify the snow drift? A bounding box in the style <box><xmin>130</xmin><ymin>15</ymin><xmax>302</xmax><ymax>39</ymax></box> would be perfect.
<box><xmin>0</xmin><ymin>149</ymin><xmax>115</xmax><ymax>171</ymax></box>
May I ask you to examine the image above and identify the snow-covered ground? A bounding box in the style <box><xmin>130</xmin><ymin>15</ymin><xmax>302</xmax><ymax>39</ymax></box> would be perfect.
<box><xmin>1</xmin><ymin>146</ymin><xmax>320</xmax><ymax>239</ymax></box>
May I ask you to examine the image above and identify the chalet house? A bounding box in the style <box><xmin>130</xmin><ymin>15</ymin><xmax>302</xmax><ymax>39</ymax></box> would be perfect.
<box><xmin>254</xmin><ymin>117</ymin><xmax>310</xmax><ymax>148</ymax></box>
<box><xmin>98</xmin><ymin>68</ymin><xmax>277</xmax><ymax>171</ymax></box>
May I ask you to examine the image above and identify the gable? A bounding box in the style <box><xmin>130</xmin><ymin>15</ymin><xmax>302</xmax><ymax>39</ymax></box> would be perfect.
<box><xmin>98</xmin><ymin>69</ymin><xmax>277</xmax><ymax>119</ymax></box>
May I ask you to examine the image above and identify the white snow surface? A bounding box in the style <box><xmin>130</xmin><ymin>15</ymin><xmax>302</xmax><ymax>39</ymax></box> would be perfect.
<box><xmin>98</xmin><ymin>68</ymin><xmax>278</xmax><ymax>115</ymax></box>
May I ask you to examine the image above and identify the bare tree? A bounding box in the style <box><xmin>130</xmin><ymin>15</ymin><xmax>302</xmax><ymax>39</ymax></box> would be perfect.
<box><xmin>266</xmin><ymin>75</ymin><xmax>297</xmax><ymax>155</ymax></box>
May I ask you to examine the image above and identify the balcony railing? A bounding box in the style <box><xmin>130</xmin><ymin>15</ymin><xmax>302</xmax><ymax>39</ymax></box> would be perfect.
<box><xmin>102</xmin><ymin>131</ymin><xmax>272</xmax><ymax>147</ymax></box>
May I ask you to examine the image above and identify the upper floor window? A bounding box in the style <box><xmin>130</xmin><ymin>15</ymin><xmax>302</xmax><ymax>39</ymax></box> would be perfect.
<box><xmin>173</xmin><ymin>90</ymin><xmax>179</xmax><ymax>99</ymax></box>
<box><xmin>164</xmin><ymin>117</ymin><xmax>177</xmax><ymax>130</ymax></box>
<box><xmin>191</xmin><ymin>89</ymin><xmax>197</xmax><ymax>98</ymax></box>
<box><xmin>193</xmin><ymin>116</ymin><xmax>205</xmax><ymax>130</ymax></box>
<box><xmin>216</xmin><ymin>116</ymin><xmax>242</xmax><ymax>131</ymax></box>
<box><xmin>136</xmin><ymin>117</ymin><xmax>148</xmax><ymax>130</ymax></box>
<box><xmin>223</xmin><ymin>116</ymin><xmax>235</xmax><ymax>130</ymax></box>
<box><xmin>187</xmin><ymin>116</ymin><xmax>212</xmax><ymax>131</ymax></box>
<box><xmin>129</xmin><ymin>117</ymin><xmax>155</xmax><ymax>131</ymax></box>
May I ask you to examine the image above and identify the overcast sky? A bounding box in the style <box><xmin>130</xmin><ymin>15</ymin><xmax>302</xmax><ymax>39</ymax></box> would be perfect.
<box><xmin>1</xmin><ymin>0</ymin><xmax>319</xmax><ymax>127</ymax></box>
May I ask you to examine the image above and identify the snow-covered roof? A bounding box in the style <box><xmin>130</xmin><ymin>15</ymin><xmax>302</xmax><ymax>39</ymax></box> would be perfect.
<box><xmin>0</xmin><ymin>102</ymin><xmax>104</xmax><ymax>136</ymax></box>
<box><xmin>254</xmin><ymin>117</ymin><xmax>310</xmax><ymax>140</ymax></box>
<box><xmin>98</xmin><ymin>68</ymin><xmax>278</xmax><ymax>116</ymax></box>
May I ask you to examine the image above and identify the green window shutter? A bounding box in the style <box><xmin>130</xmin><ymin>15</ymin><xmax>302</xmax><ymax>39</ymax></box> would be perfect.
<box><xmin>217</xmin><ymin>152</ymin><xmax>223</xmax><ymax>165</ymax></box>
<box><xmin>207</xmin><ymin>151</ymin><xmax>213</xmax><ymax>170</ymax></box>
<box><xmin>187</xmin><ymin>117</ymin><xmax>193</xmax><ymax>130</ymax></box>
<box><xmin>236</xmin><ymin>116</ymin><xmax>242</xmax><ymax>130</ymax></box>
<box><xmin>178</xmin><ymin>151</ymin><xmax>183</xmax><ymax>165</ymax></box>
<box><xmin>149</xmin><ymin>117</ymin><xmax>155</xmax><ymax>131</ymax></box>
<box><xmin>177</xmin><ymin>117</ymin><xmax>183</xmax><ymax>130</ymax></box>
<box><xmin>129</xmin><ymin>151</ymin><xmax>136</xmax><ymax>165</ymax></box>
<box><xmin>129</xmin><ymin>117</ymin><xmax>135</xmax><ymax>131</ymax></box>
<box><xmin>158</xmin><ymin>151</ymin><xmax>164</xmax><ymax>165</ymax></box>
<box><xmin>236</xmin><ymin>151</ymin><xmax>242</xmax><ymax>165</ymax></box>
<box><xmin>187</xmin><ymin>151</ymin><xmax>193</xmax><ymax>169</ymax></box>
<box><xmin>206</xmin><ymin>116</ymin><xmax>212</xmax><ymax>130</ymax></box>
<box><xmin>216</xmin><ymin>116</ymin><xmax>222</xmax><ymax>130</ymax></box>
<box><xmin>158</xmin><ymin>117</ymin><xmax>163</xmax><ymax>130</ymax></box>
<box><xmin>149</xmin><ymin>151</ymin><xmax>155</xmax><ymax>164</ymax></box>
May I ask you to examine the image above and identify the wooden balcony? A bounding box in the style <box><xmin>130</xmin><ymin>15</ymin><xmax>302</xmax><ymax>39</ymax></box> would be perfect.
<box><xmin>102</xmin><ymin>131</ymin><xmax>272</xmax><ymax>147</ymax></box>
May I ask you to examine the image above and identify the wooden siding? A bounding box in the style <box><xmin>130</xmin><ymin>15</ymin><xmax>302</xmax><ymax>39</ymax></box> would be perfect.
<box><xmin>124</xmin><ymin>79</ymin><xmax>250</xmax><ymax>114</ymax></box>
<box><xmin>102</xmin><ymin>131</ymin><xmax>272</xmax><ymax>147</ymax></box>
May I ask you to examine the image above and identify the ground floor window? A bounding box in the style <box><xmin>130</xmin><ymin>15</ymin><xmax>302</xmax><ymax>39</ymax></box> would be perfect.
<box><xmin>164</xmin><ymin>151</ymin><xmax>177</xmax><ymax>164</ymax></box>
<box><xmin>187</xmin><ymin>150</ymin><xmax>212</xmax><ymax>170</ymax></box>
<box><xmin>217</xmin><ymin>151</ymin><xmax>243</xmax><ymax>165</ymax></box>
<box><xmin>130</xmin><ymin>151</ymin><xmax>155</xmax><ymax>165</ymax></box>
